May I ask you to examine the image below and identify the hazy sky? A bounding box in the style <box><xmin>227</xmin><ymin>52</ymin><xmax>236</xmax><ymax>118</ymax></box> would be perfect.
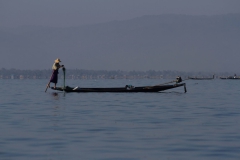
<box><xmin>1</xmin><ymin>0</ymin><xmax>240</xmax><ymax>27</ymax></box>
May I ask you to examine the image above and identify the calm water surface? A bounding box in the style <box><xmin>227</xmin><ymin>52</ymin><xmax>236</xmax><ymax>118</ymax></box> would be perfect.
<box><xmin>0</xmin><ymin>79</ymin><xmax>240</xmax><ymax>160</ymax></box>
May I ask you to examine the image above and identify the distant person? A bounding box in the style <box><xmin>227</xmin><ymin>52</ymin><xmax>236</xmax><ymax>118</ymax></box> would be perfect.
<box><xmin>49</xmin><ymin>58</ymin><xmax>64</xmax><ymax>88</ymax></box>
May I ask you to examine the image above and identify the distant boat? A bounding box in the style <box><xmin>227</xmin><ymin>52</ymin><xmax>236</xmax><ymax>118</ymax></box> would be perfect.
<box><xmin>188</xmin><ymin>75</ymin><xmax>215</xmax><ymax>80</ymax></box>
<box><xmin>220</xmin><ymin>74</ymin><xmax>240</xmax><ymax>80</ymax></box>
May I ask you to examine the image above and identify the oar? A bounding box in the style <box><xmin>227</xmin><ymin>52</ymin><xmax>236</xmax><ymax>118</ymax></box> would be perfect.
<box><xmin>45</xmin><ymin>70</ymin><xmax>54</xmax><ymax>92</ymax></box>
<box><xmin>62</xmin><ymin>67</ymin><xmax>66</xmax><ymax>90</ymax></box>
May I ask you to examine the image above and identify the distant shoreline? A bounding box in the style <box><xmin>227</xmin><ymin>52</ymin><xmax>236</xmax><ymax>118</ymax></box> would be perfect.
<box><xmin>0</xmin><ymin>68</ymin><xmax>237</xmax><ymax>80</ymax></box>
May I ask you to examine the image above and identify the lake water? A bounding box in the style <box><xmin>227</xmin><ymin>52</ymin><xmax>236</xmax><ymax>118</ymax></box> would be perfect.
<box><xmin>0</xmin><ymin>78</ymin><xmax>240</xmax><ymax>160</ymax></box>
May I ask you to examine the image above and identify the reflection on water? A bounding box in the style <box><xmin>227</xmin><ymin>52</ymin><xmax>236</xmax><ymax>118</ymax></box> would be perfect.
<box><xmin>52</xmin><ymin>92</ymin><xmax>59</xmax><ymax>98</ymax></box>
<box><xmin>51</xmin><ymin>92</ymin><xmax>66</xmax><ymax>100</ymax></box>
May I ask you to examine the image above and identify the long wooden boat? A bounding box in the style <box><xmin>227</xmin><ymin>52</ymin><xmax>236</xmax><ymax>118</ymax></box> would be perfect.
<box><xmin>51</xmin><ymin>82</ymin><xmax>187</xmax><ymax>93</ymax></box>
<box><xmin>220</xmin><ymin>74</ymin><xmax>240</xmax><ymax>79</ymax></box>
<box><xmin>188</xmin><ymin>75</ymin><xmax>214</xmax><ymax>80</ymax></box>
<box><xmin>220</xmin><ymin>77</ymin><xmax>240</xmax><ymax>80</ymax></box>
<box><xmin>48</xmin><ymin>68</ymin><xmax>187</xmax><ymax>93</ymax></box>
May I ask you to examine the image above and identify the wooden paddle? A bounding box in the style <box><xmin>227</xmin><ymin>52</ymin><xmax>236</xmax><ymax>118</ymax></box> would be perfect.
<box><xmin>62</xmin><ymin>67</ymin><xmax>66</xmax><ymax>89</ymax></box>
<box><xmin>45</xmin><ymin>70</ymin><xmax>54</xmax><ymax>92</ymax></box>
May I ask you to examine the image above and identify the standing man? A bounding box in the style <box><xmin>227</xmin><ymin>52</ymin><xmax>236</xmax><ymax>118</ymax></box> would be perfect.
<box><xmin>49</xmin><ymin>58</ymin><xmax>64</xmax><ymax>89</ymax></box>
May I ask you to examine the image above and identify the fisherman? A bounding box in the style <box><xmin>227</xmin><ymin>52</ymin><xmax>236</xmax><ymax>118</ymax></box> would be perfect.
<box><xmin>49</xmin><ymin>58</ymin><xmax>64</xmax><ymax>88</ymax></box>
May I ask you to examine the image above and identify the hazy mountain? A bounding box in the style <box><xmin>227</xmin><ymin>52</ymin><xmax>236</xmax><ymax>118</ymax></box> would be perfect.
<box><xmin>1</xmin><ymin>14</ymin><xmax>240</xmax><ymax>72</ymax></box>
